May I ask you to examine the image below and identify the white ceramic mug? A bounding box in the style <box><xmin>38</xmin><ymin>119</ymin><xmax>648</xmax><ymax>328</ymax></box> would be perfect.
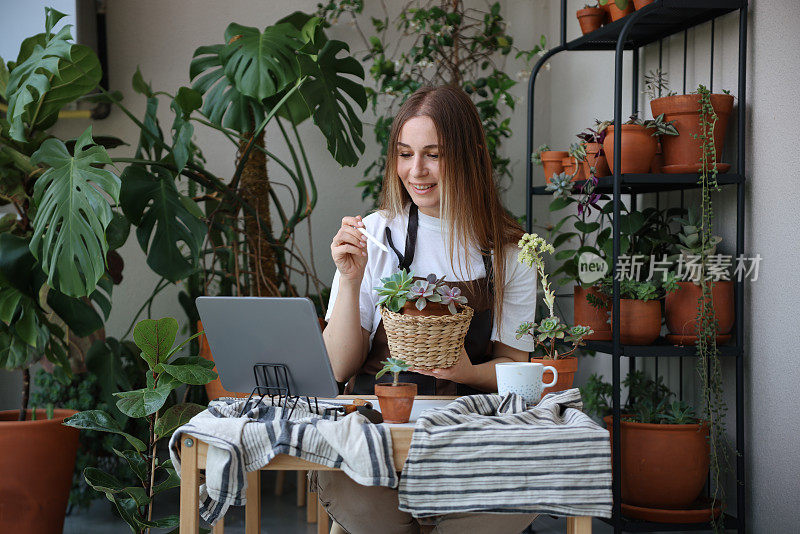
<box><xmin>495</xmin><ymin>362</ymin><xmax>558</xmax><ymax>405</ymax></box>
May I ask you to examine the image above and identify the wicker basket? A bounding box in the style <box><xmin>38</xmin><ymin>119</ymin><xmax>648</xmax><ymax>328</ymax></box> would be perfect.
<box><xmin>379</xmin><ymin>305</ymin><xmax>474</xmax><ymax>369</ymax></box>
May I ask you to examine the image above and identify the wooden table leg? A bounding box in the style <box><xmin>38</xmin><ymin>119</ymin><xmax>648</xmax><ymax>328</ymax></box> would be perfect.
<box><xmin>274</xmin><ymin>470</ymin><xmax>286</xmax><ymax>496</ymax></box>
<box><xmin>297</xmin><ymin>470</ymin><xmax>307</xmax><ymax>507</ymax></box>
<box><xmin>566</xmin><ymin>516</ymin><xmax>592</xmax><ymax>534</ymax></box>
<box><xmin>211</xmin><ymin>517</ymin><xmax>224</xmax><ymax>533</ymax></box>
<box><xmin>245</xmin><ymin>470</ymin><xmax>261</xmax><ymax>534</ymax></box>
<box><xmin>179</xmin><ymin>437</ymin><xmax>200</xmax><ymax>534</ymax></box>
<box><xmin>306</xmin><ymin>473</ymin><xmax>317</xmax><ymax>523</ymax></box>
<box><xmin>317</xmin><ymin>496</ymin><xmax>329</xmax><ymax>534</ymax></box>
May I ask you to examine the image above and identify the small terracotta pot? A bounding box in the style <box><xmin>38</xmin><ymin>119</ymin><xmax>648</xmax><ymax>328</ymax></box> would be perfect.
<box><xmin>375</xmin><ymin>383</ymin><xmax>417</xmax><ymax>423</ymax></box>
<box><xmin>401</xmin><ymin>300</ymin><xmax>450</xmax><ymax>317</ymax></box>
<box><xmin>633</xmin><ymin>0</ymin><xmax>654</xmax><ymax>8</ymax></box>
<box><xmin>605</xmin><ymin>416</ymin><xmax>710</xmax><ymax>509</ymax></box>
<box><xmin>562</xmin><ymin>156</ymin><xmax>588</xmax><ymax>181</ymax></box>
<box><xmin>583</xmin><ymin>142</ymin><xmax>611</xmax><ymax>177</ymax></box>
<box><xmin>665</xmin><ymin>281</ymin><xmax>734</xmax><ymax>344</ymax></box>
<box><xmin>574</xmin><ymin>285</ymin><xmax>611</xmax><ymax>341</ymax></box>
<box><xmin>198</xmin><ymin>320</ymin><xmax>251</xmax><ymax>400</ymax></box>
<box><xmin>532</xmin><ymin>356</ymin><xmax>578</xmax><ymax>396</ymax></box>
<box><xmin>541</xmin><ymin>150</ymin><xmax>569</xmax><ymax>183</ymax></box>
<box><xmin>603</xmin><ymin>124</ymin><xmax>658</xmax><ymax>174</ymax></box>
<box><xmin>612</xmin><ymin>299</ymin><xmax>661</xmax><ymax>345</ymax></box>
<box><xmin>0</xmin><ymin>409</ymin><xmax>79</xmax><ymax>534</ymax></box>
<box><xmin>577</xmin><ymin>7</ymin><xmax>605</xmax><ymax>34</ymax></box>
<box><xmin>650</xmin><ymin>93</ymin><xmax>734</xmax><ymax>172</ymax></box>
<box><xmin>603</xmin><ymin>1</ymin><xmax>634</xmax><ymax>21</ymax></box>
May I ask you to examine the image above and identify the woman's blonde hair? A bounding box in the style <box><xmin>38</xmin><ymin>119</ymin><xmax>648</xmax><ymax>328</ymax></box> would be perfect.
<box><xmin>379</xmin><ymin>85</ymin><xmax>524</xmax><ymax>329</ymax></box>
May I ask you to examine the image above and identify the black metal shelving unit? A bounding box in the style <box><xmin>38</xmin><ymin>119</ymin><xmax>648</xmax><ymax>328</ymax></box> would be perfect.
<box><xmin>524</xmin><ymin>1</ymin><xmax>747</xmax><ymax>532</ymax></box>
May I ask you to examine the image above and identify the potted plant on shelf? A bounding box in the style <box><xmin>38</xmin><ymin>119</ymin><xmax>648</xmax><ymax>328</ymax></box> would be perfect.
<box><xmin>577</xmin><ymin>3</ymin><xmax>605</xmax><ymax>35</ymax></box>
<box><xmin>603</xmin><ymin>113</ymin><xmax>678</xmax><ymax>174</ymax></box>
<box><xmin>595</xmin><ymin>275</ymin><xmax>678</xmax><ymax>345</ymax></box>
<box><xmin>562</xmin><ymin>142</ymin><xmax>589</xmax><ymax>181</ymax></box>
<box><xmin>580</xmin><ymin>371</ymin><xmax>720</xmax><ymax>522</ymax></box>
<box><xmin>645</xmin><ymin>70</ymin><xmax>735</xmax><ymax>173</ymax></box>
<box><xmin>633</xmin><ymin>0</ymin><xmax>654</xmax><ymax>9</ymax></box>
<box><xmin>599</xmin><ymin>0</ymin><xmax>633</xmax><ymax>22</ymax></box>
<box><xmin>577</xmin><ymin>120</ymin><xmax>612</xmax><ymax>178</ymax></box>
<box><xmin>374</xmin><ymin>357</ymin><xmax>416</xmax><ymax>423</ymax></box>
<box><xmin>516</xmin><ymin>234</ymin><xmax>594</xmax><ymax>395</ymax></box>
<box><xmin>375</xmin><ymin>270</ymin><xmax>473</xmax><ymax>370</ymax></box>
<box><xmin>532</xmin><ymin>144</ymin><xmax>569</xmax><ymax>183</ymax></box>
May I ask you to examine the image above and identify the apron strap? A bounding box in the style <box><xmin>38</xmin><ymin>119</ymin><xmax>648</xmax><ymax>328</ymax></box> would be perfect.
<box><xmin>481</xmin><ymin>250</ymin><xmax>494</xmax><ymax>296</ymax></box>
<box><xmin>385</xmin><ymin>203</ymin><xmax>418</xmax><ymax>271</ymax></box>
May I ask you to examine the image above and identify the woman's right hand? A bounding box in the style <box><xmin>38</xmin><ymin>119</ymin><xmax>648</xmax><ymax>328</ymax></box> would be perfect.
<box><xmin>331</xmin><ymin>215</ymin><xmax>368</xmax><ymax>282</ymax></box>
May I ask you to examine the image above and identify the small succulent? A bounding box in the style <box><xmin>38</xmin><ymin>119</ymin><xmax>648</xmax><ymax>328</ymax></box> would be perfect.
<box><xmin>531</xmin><ymin>144</ymin><xmax>551</xmax><ymax>165</ymax></box>
<box><xmin>407</xmin><ymin>275</ymin><xmax>443</xmax><ymax>311</ymax></box>
<box><xmin>537</xmin><ymin>316</ymin><xmax>568</xmax><ymax>341</ymax></box>
<box><xmin>566</xmin><ymin>325</ymin><xmax>594</xmax><ymax>344</ymax></box>
<box><xmin>674</xmin><ymin>208</ymin><xmax>722</xmax><ymax>257</ymax></box>
<box><xmin>375</xmin><ymin>357</ymin><xmax>412</xmax><ymax>386</ymax></box>
<box><xmin>659</xmin><ymin>400</ymin><xmax>698</xmax><ymax>425</ymax></box>
<box><xmin>544</xmin><ymin>172</ymin><xmax>573</xmax><ymax>198</ymax></box>
<box><xmin>375</xmin><ymin>269</ymin><xmax>414</xmax><ymax>312</ymax></box>
<box><xmin>568</xmin><ymin>142</ymin><xmax>587</xmax><ymax>163</ymax></box>
<box><xmin>436</xmin><ymin>284</ymin><xmax>468</xmax><ymax>314</ymax></box>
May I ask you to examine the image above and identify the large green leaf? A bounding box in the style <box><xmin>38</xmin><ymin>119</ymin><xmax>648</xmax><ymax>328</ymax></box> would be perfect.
<box><xmin>170</xmin><ymin>86</ymin><xmax>202</xmax><ymax>172</ymax></box>
<box><xmin>29</xmin><ymin>127</ymin><xmax>120</xmax><ymax>297</ymax></box>
<box><xmin>63</xmin><ymin>409</ymin><xmax>146</xmax><ymax>451</ymax></box>
<box><xmin>46</xmin><ymin>274</ymin><xmax>112</xmax><ymax>337</ymax></box>
<box><xmin>154</xmin><ymin>402</ymin><xmax>205</xmax><ymax>441</ymax></box>
<box><xmin>0</xmin><ymin>233</ymin><xmax>40</xmax><ymax>296</ymax></box>
<box><xmin>133</xmin><ymin>317</ymin><xmax>179</xmax><ymax>368</ymax></box>
<box><xmin>222</xmin><ymin>22</ymin><xmax>303</xmax><ymax>101</ymax></box>
<box><xmin>5</xmin><ymin>9</ymin><xmax>73</xmax><ymax>140</ymax></box>
<box><xmin>120</xmin><ymin>165</ymin><xmax>205</xmax><ymax>282</ymax></box>
<box><xmin>114</xmin><ymin>381</ymin><xmax>173</xmax><ymax>418</ymax></box>
<box><xmin>86</xmin><ymin>338</ymin><xmax>134</xmax><ymax>424</ymax></box>
<box><xmin>160</xmin><ymin>357</ymin><xmax>216</xmax><ymax>386</ymax></box>
<box><xmin>112</xmin><ymin>447</ymin><xmax>148</xmax><ymax>484</ymax></box>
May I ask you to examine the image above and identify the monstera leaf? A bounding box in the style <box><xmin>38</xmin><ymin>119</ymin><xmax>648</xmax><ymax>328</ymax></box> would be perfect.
<box><xmin>120</xmin><ymin>165</ymin><xmax>205</xmax><ymax>282</ymax></box>
<box><xmin>29</xmin><ymin>126</ymin><xmax>121</xmax><ymax>297</ymax></box>
<box><xmin>5</xmin><ymin>8</ymin><xmax>73</xmax><ymax>141</ymax></box>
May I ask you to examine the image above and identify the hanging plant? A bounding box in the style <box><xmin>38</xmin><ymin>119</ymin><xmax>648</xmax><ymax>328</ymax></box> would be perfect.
<box><xmin>694</xmin><ymin>83</ymin><xmax>729</xmax><ymax>530</ymax></box>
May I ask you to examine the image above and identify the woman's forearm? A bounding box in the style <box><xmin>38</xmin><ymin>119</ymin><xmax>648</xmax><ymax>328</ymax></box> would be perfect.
<box><xmin>323</xmin><ymin>280</ymin><xmax>367</xmax><ymax>382</ymax></box>
<box><xmin>463</xmin><ymin>356</ymin><xmax>516</xmax><ymax>392</ymax></box>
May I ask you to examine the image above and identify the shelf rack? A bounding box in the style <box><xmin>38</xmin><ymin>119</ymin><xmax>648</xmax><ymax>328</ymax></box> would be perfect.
<box><xmin>524</xmin><ymin>1</ymin><xmax>748</xmax><ymax>532</ymax></box>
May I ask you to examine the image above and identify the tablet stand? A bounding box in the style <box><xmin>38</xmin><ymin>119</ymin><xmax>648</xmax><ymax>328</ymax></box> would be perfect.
<box><xmin>239</xmin><ymin>363</ymin><xmax>345</xmax><ymax>420</ymax></box>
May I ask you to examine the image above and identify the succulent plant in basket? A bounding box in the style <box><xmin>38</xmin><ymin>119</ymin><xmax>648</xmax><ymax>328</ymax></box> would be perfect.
<box><xmin>375</xmin><ymin>269</ymin><xmax>414</xmax><ymax>312</ymax></box>
<box><xmin>374</xmin><ymin>358</ymin><xmax>416</xmax><ymax>423</ymax></box>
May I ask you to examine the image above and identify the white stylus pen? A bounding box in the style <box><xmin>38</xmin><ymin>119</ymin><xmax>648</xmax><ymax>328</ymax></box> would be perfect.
<box><xmin>357</xmin><ymin>227</ymin><xmax>389</xmax><ymax>253</ymax></box>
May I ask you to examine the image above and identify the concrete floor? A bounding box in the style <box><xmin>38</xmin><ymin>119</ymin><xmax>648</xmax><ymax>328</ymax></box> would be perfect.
<box><xmin>63</xmin><ymin>470</ymin><xmax>616</xmax><ymax>534</ymax></box>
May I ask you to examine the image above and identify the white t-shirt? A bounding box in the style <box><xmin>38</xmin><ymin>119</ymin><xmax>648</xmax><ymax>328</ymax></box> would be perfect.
<box><xmin>325</xmin><ymin>207</ymin><xmax>538</xmax><ymax>353</ymax></box>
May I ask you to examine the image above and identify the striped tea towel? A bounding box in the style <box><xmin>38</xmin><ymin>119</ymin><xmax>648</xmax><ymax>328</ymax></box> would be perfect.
<box><xmin>398</xmin><ymin>388</ymin><xmax>612</xmax><ymax>518</ymax></box>
<box><xmin>169</xmin><ymin>397</ymin><xmax>397</xmax><ymax>525</ymax></box>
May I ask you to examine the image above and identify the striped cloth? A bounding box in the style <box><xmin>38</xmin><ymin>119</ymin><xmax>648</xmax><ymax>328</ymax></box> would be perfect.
<box><xmin>398</xmin><ymin>389</ymin><xmax>612</xmax><ymax>518</ymax></box>
<box><xmin>169</xmin><ymin>397</ymin><xmax>397</xmax><ymax>525</ymax></box>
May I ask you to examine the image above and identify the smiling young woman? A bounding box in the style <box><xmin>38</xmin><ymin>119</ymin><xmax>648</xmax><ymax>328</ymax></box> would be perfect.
<box><xmin>316</xmin><ymin>85</ymin><xmax>539</xmax><ymax>533</ymax></box>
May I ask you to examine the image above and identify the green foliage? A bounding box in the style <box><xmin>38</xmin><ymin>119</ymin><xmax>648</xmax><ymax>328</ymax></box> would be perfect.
<box><xmin>375</xmin><ymin>269</ymin><xmax>413</xmax><ymax>312</ymax></box>
<box><xmin>375</xmin><ymin>357</ymin><xmax>411</xmax><ymax>386</ymax></box>
<box><xmin>642</xmin><ymin>68</ymin><xmax>676</xmax><ymax>101</ymax></box>
<box><xmin>64</xmin><ymin>317</ymin><xmax>214</xmax><ymax>534</ymax></box>
<box><xmin>531</xmin><ymin>144</ymin><xmax>551</xmax><ymax>165</ymax></box>
<box><xmin>317</xmin><ymin>1</ymin><xmax>546</xmax><ymax>203</ymax></box>
<box><xmin>595</xmin><ymin>274</ymin><xmax>678</xmax><ymax>302</ymax></box>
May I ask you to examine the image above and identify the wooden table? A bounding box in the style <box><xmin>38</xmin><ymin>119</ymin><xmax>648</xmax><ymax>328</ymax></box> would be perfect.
<box><xmin>178</xmin><ymin>396</ymin><xmax>593</xmax><ymax>534</ymax></box>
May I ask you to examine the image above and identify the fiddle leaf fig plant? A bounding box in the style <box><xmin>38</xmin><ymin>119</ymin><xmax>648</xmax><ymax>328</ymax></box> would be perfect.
<box><xmin>64</xmin><ymin>317</ymin><xmax>213</xmax><ymax>534</ymax></box>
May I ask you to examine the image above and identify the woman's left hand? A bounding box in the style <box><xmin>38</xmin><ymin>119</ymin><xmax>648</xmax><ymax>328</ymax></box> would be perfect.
<box><xmin>413</xmin><ymin>348</ymin><xmax>475</xmax><ymax>384</ymax></box>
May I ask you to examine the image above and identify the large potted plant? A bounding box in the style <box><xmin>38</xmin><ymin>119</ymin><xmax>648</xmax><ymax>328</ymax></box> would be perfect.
<box><xmin>375</xmin><ymin>270</ymin><xmax>473</xmax><ymax>370</ymax></box>
<box><xmin>603</xmin><ymin>113</ymin><xmax>678</xmax><ymax>174</ymax></box>
<box><xmin>644</xmin><ymin>71</ymin><xmax>735</xmax><ymax>173</ymax></box>
<box><xmin>581</xmin><ymin>372</ymin><xmax>719</xmax><ymax>522</ymax></box>
<box><xmin>516</xmin><ymin>234</ymin><xmax>593</xmax><ymax>395</ymax></box>
<box><xmin>374</xmin><ymin>357</ymin><xmax>416</xmax><ymax>423</ymax></box>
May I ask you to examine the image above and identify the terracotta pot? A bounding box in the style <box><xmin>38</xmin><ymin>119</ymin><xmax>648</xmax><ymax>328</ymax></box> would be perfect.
<box><xmin>605</xmin><ymin>416</ymin><xmax>710</xmax><ymax>509</ymax></box>
<box><xmin>583</xmin><ymin>142</ymin><xmax>611</xmax><ymax>177</ymax></box>
<box><xmin>198</xmin><ymin>320</ymin><xmax>249</xmax><ymax>400</ymax></box>
<box><xmin>603</xmin><ymin>1</ymin><xmax>634</xmax><ymax>21</ymax></box>
<box><xmin>577</xmin><ymin>7</ymin><xmax>605</xmax><ymax>34</ymax></box>
<box><xmin>574</xmin><ymin>285</ymin><xmax>611</xmax><ymax>341</ymax></box>
<box><xmin>532</xmin><ymin>357</ymin><xmax>577</xmax><ymax>396</ymax></box>
<box><xmin>612</xmin><ymin>299</ymin><xmax>661</xmax><ymax>345</ymax></box>
<box><xmin>401</xmin><ymin>300</ymin><xmax>450</xmax><ymax>317</ymax></box>
<box><xmin>665</xmin><ymin>281</ymin><xmax>734</xmax><ymax>344</ymax></box>
<box><xmin>633</xmin><ymin>0</ymin><xmax>654</xmax><ymax>8</ymax></box>
<box><xmin>603</xmin><ymin>124</ymin><xmax>658</xmax><ymax>174</ymax></box>
<box><xmin>0</xmin><ymin>409</ymin><xmax>79</xmax><ymax>534</ymax></box>
<box><xmin>541</xmin><ymin>151</ymin><xmax>569</xmax><ymax>183</ymax></box>
<box><xmin>562</xmin><ymin>156</ymin><xmax>588</xmax><ymax>181</ymax></box>
<box><xmin>650</xmin><ymin>142</ymin><xmax>664</xmax><ymax>173</ymax></box>
<box><xmin>375</xmin><ymin>383</ymin><xmax>417</xmax><ymax>423</ymax></box>
<box><xmin>650</xmin><ymin>93</ymin><xmax>734</xmax><ymax>172</ymax></box>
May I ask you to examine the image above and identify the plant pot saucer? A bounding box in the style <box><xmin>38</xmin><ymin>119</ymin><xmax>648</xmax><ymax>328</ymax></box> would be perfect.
<box><xmin>622</xmin><ymin>497</ymin><xmax>723</xmax><ymax>524</ymax></box>
<box><xmin>661</xmin><ymin>163</ymin><xmax>731</xmax><ymax>174</ymax></box>
<box><xmin>666</xmin><ymin>333</ymin><xmax>732</xmax><ymax>346</ymax></box>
